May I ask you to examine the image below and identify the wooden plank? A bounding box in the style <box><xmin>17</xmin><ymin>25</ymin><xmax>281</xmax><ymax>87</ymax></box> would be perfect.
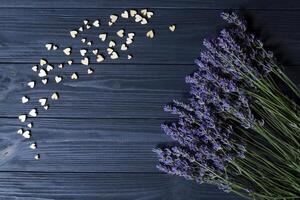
<box><xmin>0</xmin><ymin>172</ymin><xmax>242</xmax><ymax>200</ymax></box>
<box><xmin>0</xmin><ymin>64</ymin><xmax>298</xmax><ymax>118</ymax></box>
<box><xmin>0</xmin><ymin>0</ymin><xmax>298</xmax><ymax>9</ymax></box>
<box><xmin>0</xmin><ymin>9</ymin><xmax>299</xmax><ymax>65</ymax></box>
<box><xmin>0</xmin><ymin>118</ymin><xmax>171</xmax><ymax>172</ymax></box>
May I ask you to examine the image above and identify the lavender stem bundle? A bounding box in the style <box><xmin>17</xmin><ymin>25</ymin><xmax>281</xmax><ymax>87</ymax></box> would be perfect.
<box><xmin>154</xmin><ymin>12</ymin><xmax>300</xmax><ymax>199</ymax></box>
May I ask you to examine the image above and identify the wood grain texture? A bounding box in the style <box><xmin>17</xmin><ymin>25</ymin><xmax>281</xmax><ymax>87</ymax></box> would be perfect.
<box><xmin>0</xmin><ymin>9</ymin><xmax>299</xmax><ymax>65</ymax></box>
<box><xmin>0</xmin><ymin>172</ymin><xmax>241</xmax><ymax>200</ymax></box>
<box><xmin>0</xmin><ymin>0</ymin><xmax>299</xmax><ymax>9</ymax></box>
<box><xmin>0</xmin><ymin>118</ymin><xmax>171</xmax><ymax>172</ymax></box>
<box><xmin>0</xmin><ymin>64</ymin><xmax>298</xmax><ymax>118</ymax></box>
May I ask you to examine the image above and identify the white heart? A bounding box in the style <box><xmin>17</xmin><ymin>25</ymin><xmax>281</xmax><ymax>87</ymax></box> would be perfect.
<box><xmin>63</xmin><ymin>47</ymin><xmax>72</xmax><ymax>56</ymax></box>
<box><xmin>121</xmin><ymin>44</ymin><xmax>128</xmax><ymax>51</ymax></box>
<box><xmin>44</xmin><ymin>105</ymin><xmax>49</xmax><ymax>110</ymax></box>
<box><xmin>92</xmin><ymin>49</ymin><xmax>98</xmax><ymax>55</ymax></box>
<box><xmin>110</xmin><ymin>52</ymin><xmax>119</xmax><ymax>60</ymax></box>
<box><xmin>86</xmin><ymin>24</ymin><xmax>91</xmax><ymax>29</ymax></box>
<box><xmin>78</xmin><ymin>27</ymin><xmax>84</xmax><ymax>32</ymax></box>
<box><xmin>121</xmin><ymin>10</ymin><xmax>129</xmax><ymax>18</ymax></box>
<box><xmin>141</xmin><ymin>18</ymin><xmax>148</xmax><ymax>25</ymax></box>
<box><xmin>81</xmin><ymin>38</ymin><xmax>86</xmax><ymax>43</ymax></box>
<box><xmin>87</xmin><ymin>68</ymin><xmax>94</xmax><ymax>74</ymax></box>
<box><xmin>128</xmin><ymin>54</ymin><xmax>133</xmax><ymax>60</ymax></box>
<box><xmin>71</xmin><ymin>73</ymin><xmax>78</xmax><ymax>80</ymax></box>
<box><xmin>51</xmin><ymin>92</ymin><xmax>59</xmax><ymax>100</ymax></box>
<box><xmin>40</xmin><ymin>59</ymin><xmax>47</xmax><ymax>66</ymax></box>
<box><xmin>126</xmin><ymin>38</ymin><xmax>133</xmax><ymax>45</ymax></box>
<box><xmin>146</xmin><ymin>30</ymin><xmax>155</xmax><ymax>38</ymax></box>
<box><xmin>32</xmin><ymin>65</ymin><xmax>38</xmax><ymax>72</ymax></box>
<box><xmin>17</xmin><ymin>129</ymin><xmax>23</xmax><ymax>134</ymax></box>
<box><xmin>70</xmin><ymin>30</ymin><xmax>78</xmax><ymax>38</ymax></box>
<box><xmin>45</xmin><ymin>43</ymin><xmax>52</xmax><ymax>50</ymax></box>
<box><xmin>108</xmin><ymin>21</ymin><xmax>113</xmax><ymax>26</ymax></box>
<box><xmin>141</xmin><ymin>9</ymin><xmax>148</xmax><ymax>16</ymax></box>
<box><xmin>18</xmin><ymin>115</ymin><xmax>27</xmax><ymax>122</ymax></box>
<box><xmin>117</xmin><ymin>29</ymin><xmax>125</xmax><ymax>37</ymax></box>
<box><xmin>27</xmin><ymin>123</ymin><xmax>33</xmax><ymax>128</ymax></box>
<box><xmin>55</xmin><ymin>76</ymin><xmax>62</xmax><ymax>83</ymax></box>
<box><xmin>42</xmin><ymin>79</ymin><xmax>48</xmax><ymax>84</ymax></box>
<box><xmin>80</xmin><ymin>49</ymin><xmax>87</xmax><ymax>56</ymax></box>
<box><xmin>30</xmin><ymin>143</ymin><xmax>37</xmax><ymax>149</ymax></box>
<box><xmin>169</xmin><ymin>24</ymin><xmax>176</xmax><ymax>32</ymax></box>
<box><xmin>128</xmin><ymin>33</ymin><xmax>135</xmax><ymax>39</ymax></box>
<box><xmin>109</xmin><ymin>40</ymin><xmax>116</xmax><ymax>48</ymax></box>
<box><xmin>22</xmin><ymin>96</ymin><xmax>29</xmax><ymax>104</ymax></box>
<box><xmin>87</xmin><ymin>41</ymin><xmax>92</xmax><ymax>46</ymax></box>
<box><xmin>147</xmin><ymin>11</ymin><xmax>154</xmax><ymax>18</ymax></box>
<box><xmin>46</xmin><ymin>64</ymin><xmax>54</xmax><ymax>72</ymax></box>
<box><xmin>93</xmin><ymin>20</ymin><xmax>100</xmax><ymax>27</ymax></box>
<box><xmin>110</xmin><ymin>15</ymin><xmax>118</xmax><ymax>23</ymax></box>
<box><xmin>81</xmin><ymin>57</ymin><xmax>89</xmax><ymax>66</ymax></box>
<box><xmin>83</xmin><ymin>20</ymin><xmax>89</xmax><ymax>25</ymax></box>
<box><xmin>38</xmin><ymin>69</ymin><xmax>47</xmax><ymax>77</ymax></box>
<box><xmin>96</xmin><ymin>54</ymin><xmax>105</xmax><ymax>62</ymax></box>
<box><xmin>53</xmin><ymin>45</ymin><xmax>58</xmax><ymax>50</ymax></box>
<box><xmin>39</xmin><ymin>98</ymin><xmax>47</xmax><ymax>106</ymax></box>
<box><xmin>135</xmin><ymin>14</ymin><xmax>142</xmax><ymax>22</ymax></box>
<box><xmin>58</xmin><ymin>64</ymin><xmax>64</xmax><ymax>69</ymax></box>
<box><xmin>34</xmin><ymin>154</ymin><xmax>40</xmax><ymax>160</ymax></box>
<box><xmin>67</xmin><ymin>60</ymin><xmax>73</xmax><ymax>65</ymax></box>
<box><xmin>107</xmin><ymin>48</ymin><xmax>114</xmax><ymax>55</ymax></box>
<box><xmin>23</xmin><ymin>130</ymin><xmax>31</xmax><ymax>139</ymax></box>
<box><xmin>130</xmin><ymin>10</ymin><xmax>137</xmax><ymax>17</ymax></box>
<box><xmin>29</xmin><ymin>109</ymin><xmax>37</xmax><ymax>117</ymax></box>
<box><xmin>27</xmin><ymin>81</ymin><xmax>35</xmax><ymax>88</ymax></box>
<box><xmin>99</xmin><ymin>33</ymin><xmax>107</xmax><ymax>41</ymax></box>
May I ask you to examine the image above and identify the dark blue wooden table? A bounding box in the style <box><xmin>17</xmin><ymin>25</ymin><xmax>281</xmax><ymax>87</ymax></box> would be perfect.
<box><xmin>0</xmin><ymin>0</ymin><xmax>299</xmax><ymax>199</ymax></box>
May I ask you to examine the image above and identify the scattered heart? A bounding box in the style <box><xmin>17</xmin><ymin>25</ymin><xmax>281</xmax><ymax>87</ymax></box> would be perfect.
<box><xmin>169</xmin><ymin>24</ymin><xmax>176</xmax><ymax>32</ymax></box>
<box><xmin>39</xmin><ymin>98</ymin><xmax>47</xmax><ymax>106</ymax></box>
<box><xmin>67</xmin><ymin>60</ymin><xmax>73</xmax><ymax>65</ymax></box>
<box><xmin>23</xmin><ymin>130</ymin><xmax>31</xmax><ymax>139</ymax></box>
<box><xmin>108</xmin><ymin>21</ymin><xmax>113</xmax><ymax>26</ymax></box>
<box><xmin>107</xmin><ymin>48</ymin><xmax>114</xmax><ymax>55</ymax></box>
<box><xmin>126</xmin><ymin>38</ymin><xmax>133</xmax><ymax>45</ymax></box>
<box><xmin>63</xmin><ymin>47</ymin><xmax>72</xmax><ymax>56</ymax></box>
<box><xmin>117</xmin><ymin>29</ymin><xmax>125</xmax><ymax>37</ymax></box>
<box><xmin>86</xmin><ymin>24</ymin><xmax>91</xmax><ymax>29</ymax></box>
<box><xmin>44</xmin><ymin>105</ymin><xmax>49</xmax><ymax>110</ymax></box>
<box><xmin>128</xmin><ymin>54</ymin><xmax>133</xmax><ymax>60</ymax></box>
<box><xmin>146</xmin><ymin>30</ymin><xmax>155</xmax><ymax>38</ymax></box>
<box><xmin>58</xmin><ymin>64</ymin><xmax>64</xmax><ymax>69</ymax></box>
<box><xmin>87</xmin><ymin>41</ymin><xmax>92</xmax><ymax>46</ymax></box>
<box><xmin>55</xmin><ymin>76</ymin><xmax>63</xmax><ymax>83</ymax></box>
<box><xmin>141</xmin><ymin>9</ymin><xmax>148</xmax><ymax>16</ymax></box>
<box><xmin>70</xmin><ymin>30</ymin><xmax>78</xmax><ymax>38</ymax></box>
<box><xmin>110</xmin><ymin>52</ymin><xmax>119</xmax><ymax>60</ymax></box>
<box><xmin>45</xmin><ymin>43</ymin><xmax>53</xmax><ymax>50</ymax></box>
<box><xmin>21</xmin><ymin>96</ymin><xmax>29</xmax><ymax>104</ymax></box>
<box><xmin>130</xmin><ymin>10</ymin><xmax>137</xmax><ymax>17</ymax></box>
<box><xmin>99</xmin><ymin>33</ymin><xmax>107</xmax><ymax>41</ymax></box>
<box><xmin>40</xmin><ymin>59</ymin><xmax>47</xmax><ymax>66</ymax></box>
<box><xmin>109</xmin><ymin>40</ymin><xmax>116</xmax><ymax>48</ymax></box>
<box><xmin>135</xmin><ymin>14</ymin><xmax>143</xmax><ymax>22</ymax></box>
<box><xmin>128</xmin><ymin>32</ymin><xmax>135</xmax><ymax>39</ymax></box>
<box><xmin>96</xmin><ymin>54</ymin><xmax>105</xmax><ymax>62</ymax></box>
<box><xmin>92</xmin><ymin>49</ymin><xmax>98</xmax><ymax>55</ymax></box>
<box><xmin>121</xmin><ymin>10</ymin><xmax>129</xmax><ymax>18</ymax></box>
<box><xmin>141</xmin><ymin>18</ymin><xmax>148</xmax><ymax>25</ymax></box>
<box><xmin>17</xmin><ymin>129</ymin><xmax>23</xmax><ymax>134</ymax></box>
<box><xmin>27</xmin><ymin>81</ymin><xmax>35</xmax><ymax>89</ymax></box>
<box><xmin>80</xmin><ymin>49</ymin><xmax>87</xmax><ymax>56</ymax></box>
<box><xmin>18</xmin><ymin>114</ymin><xmax>27</xmax><ymax>122</ymax></box>
<box><xmin>146</xmin><ymin>11</ymin><xmax>154</xmax><ymax>18</ymax></box>
<box><xmin>29</xmin><ymin>109</ymin><xmax>38</xmax><ymax>117</ymax></box>
<box><xmin>46</xmin><ymin>64</ymin><xmax>54</xmax><ymax>72</ymax></box>
<box><xmin>81</xmin><ymin>38</ymin><xmax>87</xmax><ymax>43</ymax></box>
<box><xmin>83</xmin><ymin>19</ymin><xmax>89</xmax><ymax>25</ymax></box>
<box><xmin>81</xmin><ymin>57</ymin><xmax>89</xmax><ymax>66</ymax></box>
<box><xmin>110</xmin><ymin>15</ymin><xmax>118</xmax><ymax>23</ymax></box>
<box><xmin>51</xmin><ymin>92</ymin><xmax>59</xmax><ymax>100</ymax></box>
<box><xmin>32</xmin><ymin>65</ymin><xmax>38</xmax><ymax>72</ymax></box>
<box><xmin>30</xmin><ymin>142</ymin><xmax>37</xmax><ymax>149</ymax></box>
<box><xmin>34</xmin><ymin>154</ymin><xmax>40</xmax><ymax>160</ymax></box>
<box><xmin>71</xmin><ymin>73</ymin><xmax>78</xmax><ymax>80</ymax></box>
<box><xmin>38</xmin><ymin>69</ymin><xmax>47</xmax><ymax>77</ymax></box>
<box><xmin>78</xmin><ymin>27</ymin><xmax>84</xmax><ymax>32</ymax></box>
<box><xmin>121</xmin><ymin>44</ymin><xmax>128</xmax><ymax>51</ymax></box>
<box><xmin>87</xmin><ymin>68</ymin><xmax>94</xmax><ymax>74</ymax></box>
<box><xmin>27</xmin><ymin>123</ymin><xmax>33</xmax><ymax>128</ymax></box>
<box><xmin>93</xmin><ymin>20</ymin><xmax>100</xmax><ymax>27</ymax></box>
<box><xmin>42</xmin><ymin>78</ymin><xmax>48</xmax><ymax>85</ymax></box>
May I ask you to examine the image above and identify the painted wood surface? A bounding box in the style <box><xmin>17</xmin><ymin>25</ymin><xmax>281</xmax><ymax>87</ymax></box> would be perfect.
<box><xmin>0</xmin><ymin>0</ymin><xmax>299</xmax><ymax>199</ymax></box>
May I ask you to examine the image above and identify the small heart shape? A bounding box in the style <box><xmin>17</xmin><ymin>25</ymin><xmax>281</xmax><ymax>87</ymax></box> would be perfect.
<box><xmin>63</xmin><ymin>47</ymin><xmax>72</xmax><ymax>56</ymax></box>
<box><xmin>51</xmin><ymin>92</ymin><xmax>59</xmax><ymax>100</ymax></box>
<box><xmin>40</xmin><ymin>59</ymin><xmax>47</xmax><ymax>66</ymax></box>
<box><xmin>93</xmin><ymin>20</ymin><xmax>100</xmax><ymax>27</ymax></box>
<box><xmin>117</xmin><ymin>29</ymin><xmax>125</xmax><ymax>37</ymax></box>
<box><xmin>80</xmin><ymin>49</ymin><xmax>87</xmax><ymax>56</ymax></box>
<box><xmin>135</xmin><ymin>14</ymin><xmax>142</xmax><ymax>22</ymax></box>
<box><xmin>70</xmin><ymin>30</ymin><xmax>78</xmax><ymax>38</ymax></box>
<box><xmin>128</xmin><ymin>33</ymin><xmax>135</xmax><ymax>39</ymax></box>
<box><xmin>34</xmin><ymin>154</ymin><xmax>40</xmax><ymax>160</ymax></box>
<box><xmin>121</xmin><ymin>44</ymin><xmax>128</xmax><ymax>51</ymax></box>
<box><xmin>46</xmin><ymin>64</ymin><xmax>54</xmax><ymax>72</ymax></box>
<box><xmin>86</xmin><ymin>41</ymin><xmax>92</xmax><ymax>46</ymax></box>
<box><xmin>107</xmin><ymin>48</ymin><xmax>114</xmax><ymax>55</ymax></box>
<box><xmin>81</xmin><ymin>38</ymin><xmax>87</xmax><ymax>43</ymax></box>
<box><xmin>42</xmin><ymin>78</ymin><xmax>48</xmax><ymax>85</ymax></box>
<box><xmin>110</xmin><ymin>52</ymin><xmax>119</xmax><ymax>60</ymax></box>
<box><xmin>32</xmin><ymin>65</ymin><xmax>38</xmax><ymax>72</ymax></box>
<box><xmin>22</xmin><ymin>96</ymin><xmax>29</xmax><ymax>104</ymax></box>
<box><xmin>27</xmin><ymin>81</ymin><xmax>35</xmax><ymax>88</ymax></box>
<box><xmin>146</xmin><ymin>30</ymin><xmax>155</xmax><ymax>39</ymax></box>
<box><xmin>67</xmin><ymin>60</ymin><xmax>73</xmax><ymax>65</ymax></box>
<box><xmin>141</xmin><ymin>9</ymin><xmax>148</xmax><ymax>16</ymax></box>
<box><xmin>44</xmin><ymin>105</ymin><xmax>49</xmax><ymax>110</ymax></box>
<box><xmin>83</xmin><ymin>20</ymin><xmax>89</xmax><ymax>25</ymax></box>
<box><xmin>109</xmin><ymin>40</ymin><xmax>116</xmax><ymax>48</ymax></box>
<box><xmin>121</xmin><ymin>10</ymin><xmax>129</xmax><ymax>18</ymax></box>
<box><xmin>78</xmin><ymin>27</ymin><xmax>84</xmax><ymax>32</ymax></box>
<box><xmin>128</xmin><ymin>54</ymin><xmax>133</xmax><ymax>60</ymax></box>
<box><xmin>81</xmin><ymin>57</ymin><xmax>89</xmax><ymax>66</ymax></box>
<box><xmin>23</xmin><ymin>130</ymin><xmax>31</xmax><ymax>139</ymax></box>
<box><xmin>99</xmin><ymin>33</ymin><xmax>107</xmax><ymax>41</ymax></box>
<box><xmin>71</xmin><ymin>73</ymin><xmax>78</xmax><ymax>80</ymax></box>
<box><xmin>92</xmin><ymin>49</ymin><xmax>98</xmax><ymax>55</ymax></box>
<box><xmin>17</xmin><ymin>129</ymin><xmax>23</xmax><ymax>134</ymax></box>
<box><xmin>87</xmin><ymin>68</ymin><xmax>94</xmax><ymax>74</ymax></box>
<box><xmin>130</xmin><ymin>10</ymin><xmax>137</xmax><ymax>17</ymax></box>
<box><xmin>141</xmin><ymin>18</ymin><xmax>148</xmax><ymax>25</ymax></box>
<box><xmin>30</xmin><ymin>143</ymin><xmax>37</xmax><ymax>149</ymax></box>
<box><xmin>96</xmin><ymin>54</ymin><xmax>105</xmax><ymax>62</ymax></box>
<box><xmin>45</xmin><ymin>43</ymin><xmax>52</xmax><ymax>50</ymax></box>
<box><xmin>27</xmin><ymin>123</ymin><xmax>33</xmax><ymax>128</ymax></box>
<box><xmin>18</xmin><ymin>114</ymin><xmax>27</xmax><ymax>122</ymax></box>
<box><xmin>86</xmin><ymin>24</ymin><xmax>91</xmax><ymax>29</ymax></box>
<box><xmin>39</xmin><ymin>98</ymin><xmax>47</xmax><ymax>106</ymax></box>
<box><xmin>126</xmin><ymin>38</ymin><xmax>133</xmax><ymax>45</ymax></box>
<box><xmin>169</xmin><ymin>24</ymin><xmax>176</xmax><ymax>32</ymax></box>
<box><xmin>146</xmin><ymin>11</ymin><xmax>154</xmax><ymax>18</ymax></box>
<box><xmin>55</xmin><ymin>76</ymin><xmax>62</xmax><ymax>83</ymax></box>
<box><xmin>110</xmin><ymin>15</ymin><xmax>118</xmax><ymax>23</ymax></box>
<box><xmin>29</xmin><ymin>109</ymin><xmax>38</xmax><ymax>117</ymax></box>
<box><xmin>58</xmin><ymin>64</ymin><xmax>64</xmax><ymax>69</ymax></box>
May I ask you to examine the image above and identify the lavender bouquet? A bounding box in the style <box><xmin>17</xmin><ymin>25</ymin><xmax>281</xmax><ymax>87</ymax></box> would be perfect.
<box><xmin>154</xmin><ymin>12</ymin><xmax>300</xmax><ymax>199</ymax></box>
